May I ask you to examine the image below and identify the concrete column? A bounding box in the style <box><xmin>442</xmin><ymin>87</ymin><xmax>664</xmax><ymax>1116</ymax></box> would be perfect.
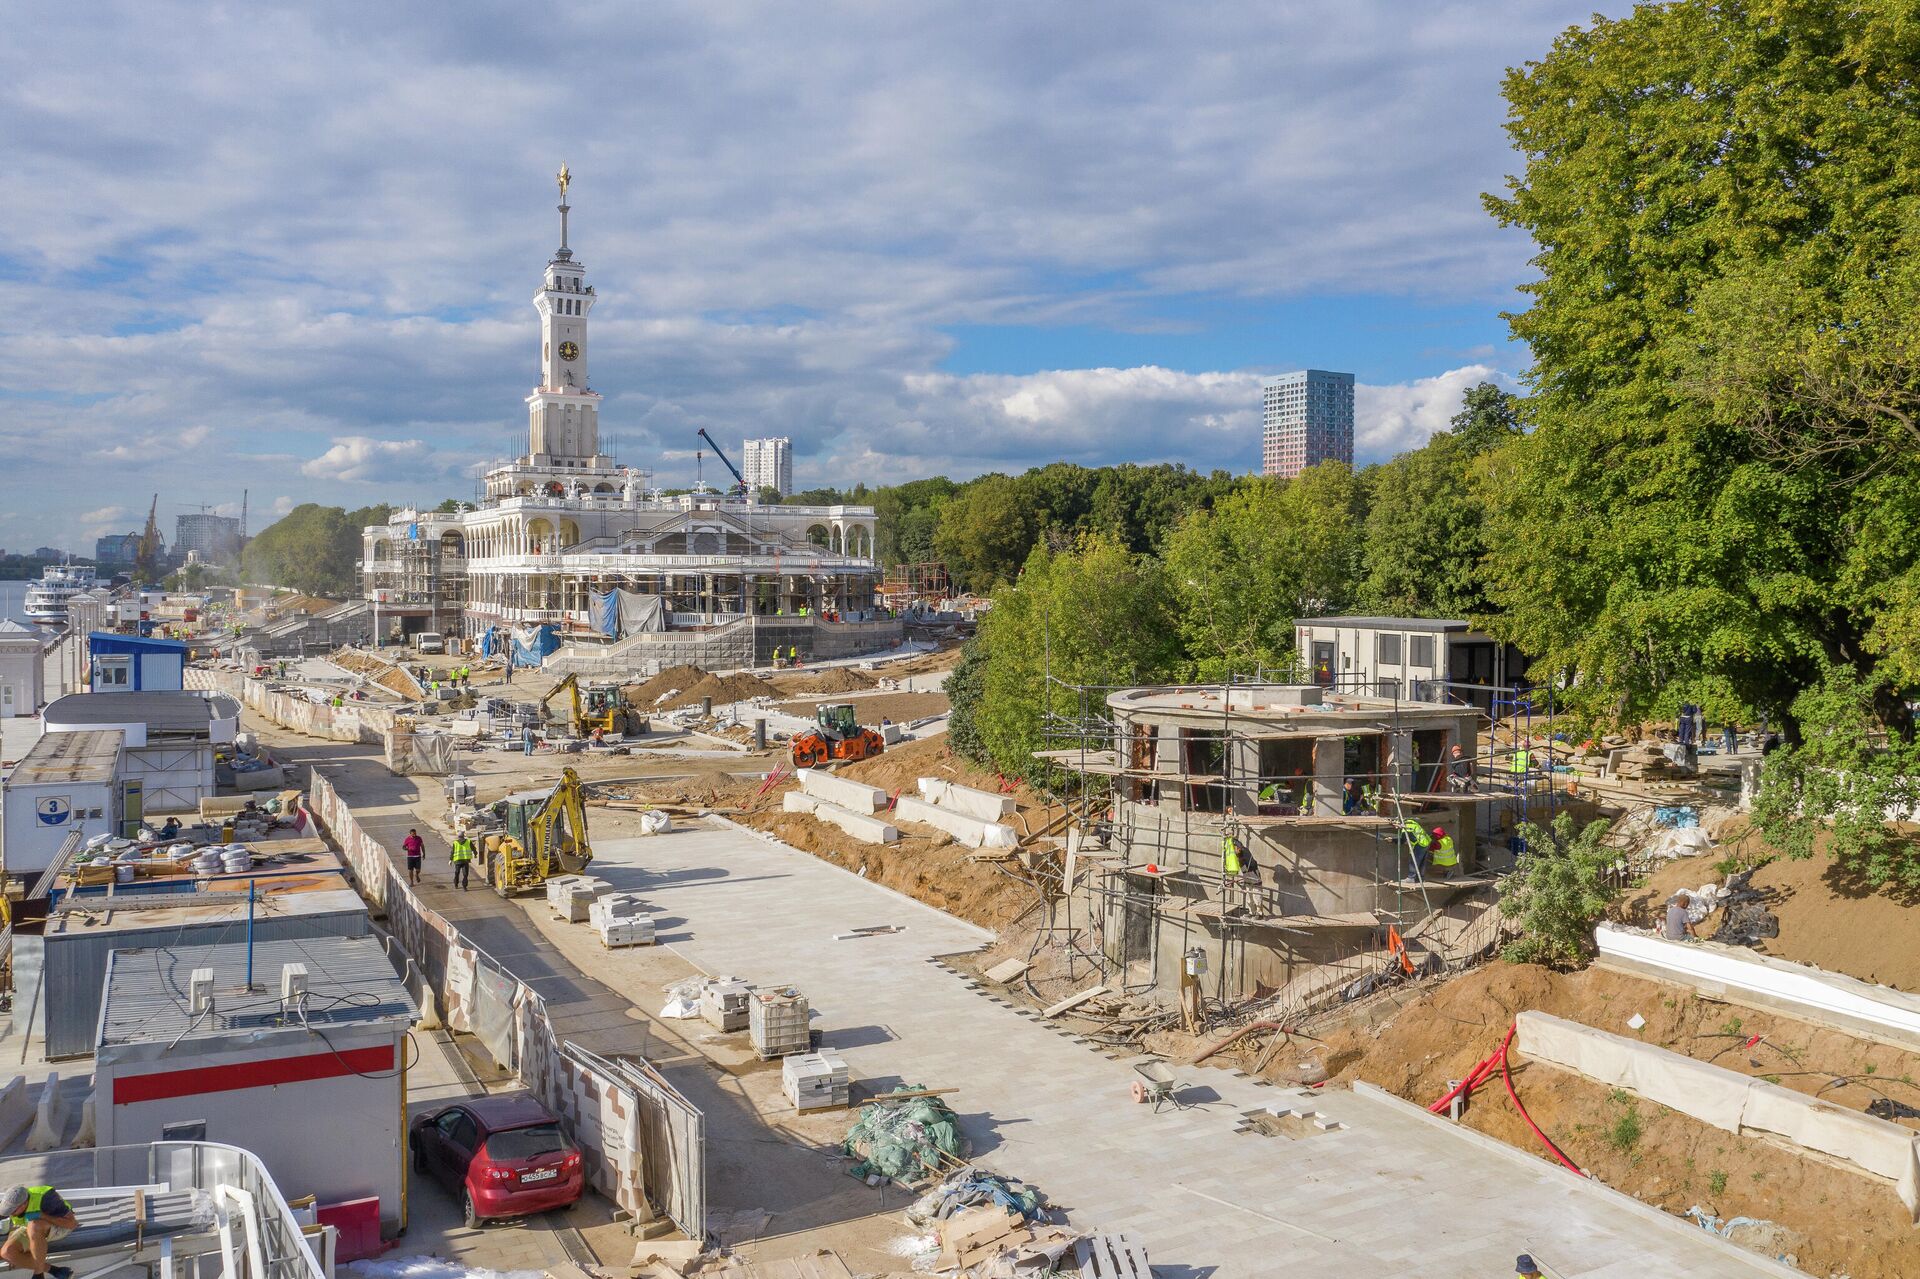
<box><xmin>1387</xmin><ymin>731</ymin><xmax>1416</xmax><ymax>797</ymax></box>
<box><xmin>1311</xmin><ymin>736</ymin><xmax>1343</xmax><ymax>816</ymax></box>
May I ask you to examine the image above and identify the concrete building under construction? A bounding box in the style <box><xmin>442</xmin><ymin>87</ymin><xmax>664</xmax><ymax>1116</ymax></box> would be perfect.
<box><xmin>361</xmin><ymin>172</ymin><xmax>893</xmax><ymax>667</ymax></box>
<box><xmin>1043</xmin><ymin>681</ymin><xmax>1550</xmax><ymax>1009</ymax></box>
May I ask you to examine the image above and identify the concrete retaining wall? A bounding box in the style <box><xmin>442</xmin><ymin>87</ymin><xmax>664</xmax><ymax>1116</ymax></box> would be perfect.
<box><xmin>894</xmin><ymin>795</ymin><xmax>1014</xmax><ymax>848</ymax></box>
<box><xmin>917</xmin><ymin>777</ymin><xmax>1015</xmax><ymax>822</ymax></box>
<box><xmin>1595</xmin><ymin>923</ymin><xmax>1920</xmax><ymax>1051</ymax></box>
<box><xmin>796</xmin><ymin>768</ymin><xmax>885</xmax><ymax>813</ymax></box>
<box><xmin>783</xmin><ymin>791</ymin><xmax>898</xmax><ymax>844</ymax></box>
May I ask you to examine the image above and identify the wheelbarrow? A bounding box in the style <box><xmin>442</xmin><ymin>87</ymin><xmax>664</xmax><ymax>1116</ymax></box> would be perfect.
<box><xmin>1130</xmin><ymin>1060</ymin><xmax>1182</xmax><ymax>1112</ymax></box>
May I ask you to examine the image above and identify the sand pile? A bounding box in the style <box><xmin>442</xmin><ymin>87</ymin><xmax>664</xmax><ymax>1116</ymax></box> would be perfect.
<box><xmin>624</xmin><ymin>664</ymin><xmax>709</xmax><ymax>706</ymax></box>
<box><xmin>660</xmin><ymin>671</ymin><xmax>781</xmax><ymax>710</ymax></box>
<box><xmin>782</xmin><ymin>667</ymin><xmax>876</xmax><ymax>695</ymax></box>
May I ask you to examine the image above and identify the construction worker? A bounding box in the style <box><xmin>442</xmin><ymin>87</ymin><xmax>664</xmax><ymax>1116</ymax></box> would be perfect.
<box><xmin>1220</xmin><ymin>833</ymin><xmax>1244</xmax><ymax>876</ymax></box>
<box><xmin>1511</xmin><ymin>745</ymin><xmax>1531</xmax><ymax>778</ymax></box>
<box><xmin>1429</xmin><ymin>826</ymin><xmax>1458</xmax><ymax>879</ymax></box>
<box><xmin>1361</xmin><ymin>782</ymin><xmax>1380</xmax><ymax>812</ymax></box>
<box><xmin>1402</xmin><ymin>818</ymin><xmax>1432</xmax><ymax>878</ymax></box>
<box><xmin>402</xmin><ymin>829</ymin><xmax>425</xmax><ymax>886</ymax></box>
<box><xmin>1514</xmin><ymin>1255</ymin><xmax>1543</xmax><ymax>1279</ymax></box>
<box><xmin>1447</xmin><ymin>743</ymin><xmax>1475</xmax><ymax>792</ymax></box>
<box><xmin>451</xmin><ymin>834</ymin><xmax>476</xmax><ymax>890</ymax></box>
<box><xmin>0</xmin><ymin>1183</ymin><xmax>79</xmax><ymax>1279</ymax></box>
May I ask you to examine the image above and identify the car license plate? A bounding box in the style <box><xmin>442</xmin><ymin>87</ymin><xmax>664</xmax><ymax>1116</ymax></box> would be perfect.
<box><xmin>521</xmin><ymin>1168</ymin><xmax>558</xmax><ymax>1183</ymax></box>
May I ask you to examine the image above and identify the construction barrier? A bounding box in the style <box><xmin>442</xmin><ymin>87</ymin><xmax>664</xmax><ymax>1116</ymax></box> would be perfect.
<box><xmin>1516</xmin><ymin>1011</ymin><xmax>1920</xmax><ymax>1217</ymax></box>
<box><xmin>187</xmin><ymin>667</ymin><xmax>399</xmax><ymax>746</ymax></box>
<box><xmin>305</xmin><ymin>771</ymin><xmax>701</xmax><ymax>1237</ymax></box>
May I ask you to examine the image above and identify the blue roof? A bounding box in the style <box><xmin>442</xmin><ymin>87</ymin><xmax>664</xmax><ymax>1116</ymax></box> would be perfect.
<box><xmin>88</xmin><ymin>632</ymin><xmax>189</xmax><ymax>656</ymax></box>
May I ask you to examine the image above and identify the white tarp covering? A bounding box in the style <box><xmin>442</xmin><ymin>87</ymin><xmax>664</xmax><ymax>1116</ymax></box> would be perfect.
<box><xmin>1595</xmin><ymin>923</ymin><xmax>1920</xmax><ymax>1048</ymax></box>
<box><xmin>1516</xmin><ymin>1011</ymin><xmax>1920</xmax><ymax>1217</ymax></box>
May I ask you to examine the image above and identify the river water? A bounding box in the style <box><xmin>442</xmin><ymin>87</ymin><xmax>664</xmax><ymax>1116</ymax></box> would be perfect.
<box><xmin>0</xmin><ymin>580</ymin><xmax>31</xmax><ymax>627</ymax></box>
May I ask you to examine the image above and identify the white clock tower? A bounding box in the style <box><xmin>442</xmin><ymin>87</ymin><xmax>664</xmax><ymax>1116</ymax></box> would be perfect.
<box><xmin>526</xmin><ymin>164</ymin><xmax>609</xmax><ymax>467</ymax></box>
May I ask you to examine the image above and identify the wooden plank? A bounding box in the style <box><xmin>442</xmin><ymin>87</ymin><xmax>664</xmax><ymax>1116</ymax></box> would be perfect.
<box><xmin>983</xmin><ymin>957</ymin><xmax>1031</xmax><ymax>985</ymax></box>
<box><xmin>1043</xmin><ymin>984</ymin><xmax>1108</xmax><ymax>1018</ymax></box>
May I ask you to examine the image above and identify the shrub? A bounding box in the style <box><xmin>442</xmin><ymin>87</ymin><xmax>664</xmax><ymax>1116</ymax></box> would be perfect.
<box><xmin>1497</xmin><ymin>813</ymin><xmax>1620</xmax><ymax>966</ymax></box>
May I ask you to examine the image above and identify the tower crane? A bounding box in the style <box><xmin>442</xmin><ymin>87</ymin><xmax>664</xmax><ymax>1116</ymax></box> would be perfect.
<box><xmin>694</xmin><ymin>429</ymin><xmax>750</xmax><ymax>498</ymax></box>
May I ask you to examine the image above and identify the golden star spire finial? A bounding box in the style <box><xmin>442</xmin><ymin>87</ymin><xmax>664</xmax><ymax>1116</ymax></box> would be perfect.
<box><xmin>556</xmin><ymin>163</ymin><xmax>572</xmax><ymax>202</ymax></box>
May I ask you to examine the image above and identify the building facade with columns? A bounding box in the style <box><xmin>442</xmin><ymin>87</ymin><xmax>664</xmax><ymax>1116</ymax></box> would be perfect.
<box><xmin>361</xmin><ymin>175</ymin><xmax>884</xmax><ymax>649</ymax></box>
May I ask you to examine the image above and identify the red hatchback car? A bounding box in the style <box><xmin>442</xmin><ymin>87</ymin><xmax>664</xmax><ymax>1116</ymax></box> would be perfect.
<box><xmin>410</xmin><ymin>1094</ymin><xmax>584</xmax><ymax>1227</ymax></box>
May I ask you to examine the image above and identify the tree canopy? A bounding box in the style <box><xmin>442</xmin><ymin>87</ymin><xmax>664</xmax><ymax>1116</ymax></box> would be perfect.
<box><xmin>243</xmin><ymin>503</ymin><xmax>391</xmax><ymax>598</ymax></box>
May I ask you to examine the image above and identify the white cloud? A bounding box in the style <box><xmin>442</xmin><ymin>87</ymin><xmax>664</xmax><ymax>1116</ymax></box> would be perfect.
<box><xmin>271</xmin><ymin>495</ymin><xmax>295</xmax><ymax>516</ymax></box>
<box><xmin>1355</xmin><ymin>365</ymin><xmax>1521</xmax><ymax>460</ymax></box>
<box><xmin>302</xmin><ymin>437</ymin><xmax>431</xmax><ymax>483</ymax></box>
<box><xmin>78</xmin><ymin>505</ymin><xmax>128</xmax><ymax>538</ymax></box>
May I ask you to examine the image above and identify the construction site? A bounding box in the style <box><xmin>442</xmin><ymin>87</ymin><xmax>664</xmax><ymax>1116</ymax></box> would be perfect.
<box><xmin>0</xmin><ymin>612</ymin><xmax>1850</xmax><ymax>1279</ymax></box>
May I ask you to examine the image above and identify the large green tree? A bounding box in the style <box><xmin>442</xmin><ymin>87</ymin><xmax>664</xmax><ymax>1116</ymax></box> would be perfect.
<box><xmin>1361</xmin><ymin>383</ymin><xmax>1520</xmax><ymax>616</ymax></box>
<box><xmin>957</xmin><ymin>534</ymin><xmax>1183</xmax><ymax>777</ymax></box>
<box><xmin>1162</xmin><ymin>463</ymin><xmax>1367</xmax><ymax>680</ymax></box>
<box><xmin>1479</xmin><ymin>0</ymin><xmax>1920</xmax><ymax>739</ymax></box>
<box><xmin>243</xmin><ymin>503</ymin><xmax>391</xmax><ymax>597</ymax></box>
<box><xmin>933</xmin><ymin>474</ymin><xmax>1037</xmax><ymax>590</ymax></box>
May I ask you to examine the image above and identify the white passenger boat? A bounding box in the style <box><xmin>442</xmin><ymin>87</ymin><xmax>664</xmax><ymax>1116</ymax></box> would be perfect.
<box><xmin>22</xmin><ymin>562</ymin><xmax>97</xmax><ymax>624</ymax></box>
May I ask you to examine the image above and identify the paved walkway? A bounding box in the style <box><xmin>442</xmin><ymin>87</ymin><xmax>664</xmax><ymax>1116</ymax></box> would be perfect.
<box><xmin>584</xmin><ymin>823</ymin><xmax>1788</xmax><ymax>1279</ymax></box>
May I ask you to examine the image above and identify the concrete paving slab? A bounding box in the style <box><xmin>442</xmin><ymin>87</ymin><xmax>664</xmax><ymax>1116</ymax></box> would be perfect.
<box><xmin>584</xmin><ymin>822</ymin><xmax>1795</xmax><ymax>1279</ymax></box>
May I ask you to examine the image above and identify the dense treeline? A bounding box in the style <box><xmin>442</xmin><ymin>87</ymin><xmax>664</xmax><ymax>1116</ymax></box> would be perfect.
<box><xmin>243</xmin><ymin>503</ymin><xmax>392</xmax><ymax>598</ymax></box>
<box><xmin>942</xmin><ymin>387</ymin><xmax>1519</xmax><ymax>776</ymax></box>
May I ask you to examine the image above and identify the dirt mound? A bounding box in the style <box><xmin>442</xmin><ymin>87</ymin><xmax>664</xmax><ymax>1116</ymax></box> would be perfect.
<box><xmin>661</xmin><ymin>671</ymin><xmax>781</xmax><ymax>710</ymax></box>
<box><xmin>1618</xmin><ymin>819</ymin><xmax>1920</xmax><ymax>992</ymax></box>
<box><xmin>779</xmin><ymin>667</ymin><xmax>876</xmax><ymax>695</ymax></box>
<box><xmin>624</xmin><ymin>664</ymin><xmax>710</xmax><ymax>706</ymax></box>
<box><xmin>1306</xmin><ymin>963</ymin><xmax>1920</xmax><ymax>1277</ymax></box>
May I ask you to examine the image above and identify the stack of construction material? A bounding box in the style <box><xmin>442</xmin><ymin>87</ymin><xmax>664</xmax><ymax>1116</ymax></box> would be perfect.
<box><xmin>548</xmin><ymin>876</ymin><xmax>612</xmax><ymax>922</ymax></box>
<box><xmin>1612</xmin><ymin>743</ymin><xmax>1695</xmax><ymax>781</ymax></box>
<box><xmin>589</xmin><ymin>893</ymin><xmax>655</xmax><ymax>947</ymax></box>
<box><xmin>897</xmin><ymin>778</ymin><xmax>1017</xmax><ymax>850</ymax></box>
<box><xmin>782</xmin><ymin>1052</ymin><xmax>851</xmax><ymax>1111</ymax></box>
<box><xmin>749</xmin><ymin>987</ymin><xmax>811</xmax><ymax>1059</ymax></box>
<box><xmin>701</xmin><ymin>979</ymin><xmax>752</xmax><ymax>1032</ymax></box>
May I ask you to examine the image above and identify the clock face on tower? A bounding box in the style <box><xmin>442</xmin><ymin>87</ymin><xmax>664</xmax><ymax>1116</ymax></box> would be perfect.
<box><xmin>558</xmin><ymin>341</ymin><xmax>580</xmax><ymax>362</ymax></box>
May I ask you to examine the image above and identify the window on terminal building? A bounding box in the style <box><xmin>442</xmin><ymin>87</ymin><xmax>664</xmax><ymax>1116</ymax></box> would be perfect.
<box><xmin>1377</xmin><ymin>633</ymin><xmax>1401</xmax><ymax>665</ymax></box>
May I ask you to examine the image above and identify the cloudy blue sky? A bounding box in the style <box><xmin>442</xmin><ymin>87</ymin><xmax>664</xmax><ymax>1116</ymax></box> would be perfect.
<box><xmin>0</xmin><ymin>1</ymin><xmax>1608</xmax><ymax>551</ymax></box>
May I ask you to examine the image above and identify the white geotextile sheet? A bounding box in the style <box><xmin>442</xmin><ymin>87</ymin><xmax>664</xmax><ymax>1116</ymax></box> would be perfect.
<box><xmin>1516</xmin><ymin>1011</ymin><xmax>1920</xmax><ymax>1217</ymax></box>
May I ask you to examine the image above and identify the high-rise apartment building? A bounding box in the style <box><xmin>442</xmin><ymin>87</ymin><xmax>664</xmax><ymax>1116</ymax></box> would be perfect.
<box><xmin>1261</xmin><ymin>369</ymin><xmax>1355</xmax><ymax>478</ymax></box>
<box><xmin>742</xmin><ymin>437</ymin><xmax>794</xmax><ymax>498</ymax></box>
<box><xmin>175</xmin><ymin>513</ymin><xmax>242</xmax><ymax>563</ymax></box>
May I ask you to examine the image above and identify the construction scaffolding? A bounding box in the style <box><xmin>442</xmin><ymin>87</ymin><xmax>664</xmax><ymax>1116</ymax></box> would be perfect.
<box><xmin>1026</xmin><ymin>668</ymin><xmax>1563</xmax><ymax>1027</ymax></box>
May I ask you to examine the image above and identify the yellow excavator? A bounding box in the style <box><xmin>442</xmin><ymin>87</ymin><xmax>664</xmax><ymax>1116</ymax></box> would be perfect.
<box><xmin>481</xmin><ymin>767</ymin><xmax>593</xmax><ymax>896</ymax></box>
<box><xmin>539</xmin><ymin>673</ymin><xmax>639</xmax><ymax>738</ymax></box>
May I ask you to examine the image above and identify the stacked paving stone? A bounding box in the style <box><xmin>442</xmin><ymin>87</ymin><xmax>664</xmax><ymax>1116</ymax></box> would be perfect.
<box><xmin>782</xmin><ymin>1052</ymin><xmax>851</xmax><ymax>1111</ymax></box>
<box><xmin>589</xmin><ymin>892</ymin><xmax>655</xmax><ymax>947</ymax></box>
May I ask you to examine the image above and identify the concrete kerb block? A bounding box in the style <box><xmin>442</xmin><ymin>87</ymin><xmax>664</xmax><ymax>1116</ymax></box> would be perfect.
<box><xmin>25</xmin><ymin>1073</ymin><xmax>64</xmax><ymax>1152</ymax></box>
<box><xmin>785</xmin><ymin>791</ymin><xmax>899</xmax><ymax>844</ymax></box>
<box><xmin>917</xmin><ymin>777</ymin><xmax>1016</xmax><ymax>822</ymax></box>
<box><xmin>0</xmin><ymin>1077</ymin><xmax>32</xmax><ymax>1150</ymax></box>
<box><xmin>894</xmin><ymin>795</ymin><xmax>1016</xmax><ymax>849</ymax></box>
<box><xmin>795</xmin><ymin>768</ymin><xmax>886</xmax><ymax>814</ymax></box>
<box><xmin>73</xmin><ymin>1094</ymin><xmax>95</xmax><ymax>1148</ymax></box>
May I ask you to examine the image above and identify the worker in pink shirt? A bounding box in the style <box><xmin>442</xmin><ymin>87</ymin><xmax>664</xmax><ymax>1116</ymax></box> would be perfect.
<box><xmin>402</xmin><ymin>829</ymin><xmax>425</xmax><ymax>886</ymax></box>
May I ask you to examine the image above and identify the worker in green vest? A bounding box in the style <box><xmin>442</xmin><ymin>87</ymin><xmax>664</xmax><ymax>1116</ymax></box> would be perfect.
<box><xmin>450</xmin><ymin>834</ymin><xmax>476</xmax><ymax>891</ymax></box>
<box><xmin>1221</xmin><ymin>833</ymin><xmax>1244</xmax><ymax>876</ymax></box>
<box><xmin>1429</xmin><ymin>826</ymin><xmax>1458</xmax><ymax>879</ymax></box>
<box><xmin>1511</xmin><ymin>747</ymin><xmax>1531</xmax><ymax>776</ymax></box>
<box><xmin>1402</xmin><ymin>818</ymin><xmax>1432</xmax><ymax>878</ymax></box>
<box><xmin>0</xmin><ymin>1183</ymin><xmax>79</xmax><ymax>1279</ymax></box>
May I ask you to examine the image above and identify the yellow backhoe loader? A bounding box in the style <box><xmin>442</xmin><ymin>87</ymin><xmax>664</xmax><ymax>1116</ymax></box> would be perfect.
<box><xmin>539</xmin><ymin>672</ymin><xmax>642</xmax><ymax>738</ymax></box>
<box><xmin>480</xmin><ymin>766</ymin><xmax>593</xmax><ymax>896</ymax></box>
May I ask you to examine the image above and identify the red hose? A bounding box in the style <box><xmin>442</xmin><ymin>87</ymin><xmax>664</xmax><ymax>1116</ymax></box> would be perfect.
<box><xmin>1428</xmin><ymin>1021</ymin><xmax>1585</xmax><ymax>1177</ymax></box>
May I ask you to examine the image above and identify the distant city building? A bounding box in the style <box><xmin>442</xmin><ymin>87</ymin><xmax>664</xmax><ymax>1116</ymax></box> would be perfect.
<box><xmin>175</xmin><ymin>513</ymin><xmax>241</xmax><ymax>563</ymax></box>
<box><xmin>94</xmin><ymin>533</ymin><xmax>145</xmax><ymax>564</ymax></box>
<box><xmin>742</xmin><ymin>437</ymin><xmax>794</xmax><ymax>498</ymax></box>
<box><xmin>32</xmin><ymin>546</ymin><xmax>62</xmax><ymax>560</ymax></box>
<box><xmin>1261</xmin><ymin>369</ymin><xmax>1355</xmax><ymax>478</ymax></box>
